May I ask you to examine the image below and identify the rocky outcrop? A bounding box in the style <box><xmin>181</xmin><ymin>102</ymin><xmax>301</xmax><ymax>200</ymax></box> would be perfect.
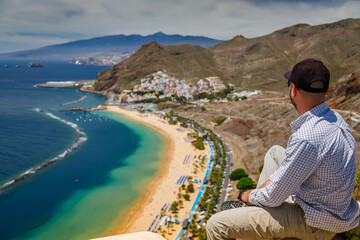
<box><xmin>327</xmin><ymin>70</ymin><xmax>360</xmax><ymax>112</ymax></box>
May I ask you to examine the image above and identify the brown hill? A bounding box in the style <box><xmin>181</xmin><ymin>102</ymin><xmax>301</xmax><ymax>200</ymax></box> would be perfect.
<box><xmin>94</xmin><ymin>42</ymin><xmax>223</xmax><ymax>91</ymax></box>
<box><xmin>212</xmin><ymin>18</ymin><xmax>360</xmax><ymax>90</ymax></box>
<box><xmin>95</xmin><ymin>18</ymin><xmax>360</xmax><ymax>91</ymax></box>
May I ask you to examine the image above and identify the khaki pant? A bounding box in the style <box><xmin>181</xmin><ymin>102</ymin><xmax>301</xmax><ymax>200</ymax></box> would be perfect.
<box><xmin>206</xmin><ymin>146</ymin><xmax>336</xmax><ymax>240</ymax></box>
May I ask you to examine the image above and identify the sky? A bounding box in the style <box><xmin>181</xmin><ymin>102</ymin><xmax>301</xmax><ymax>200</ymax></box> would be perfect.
<box><xmin>0</xmin><ymin>0</ymin><xmax>359</xmax><ymax>53</ymax></box>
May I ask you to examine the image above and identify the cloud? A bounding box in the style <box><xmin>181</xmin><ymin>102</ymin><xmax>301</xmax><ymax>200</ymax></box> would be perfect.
<box><xmin>242</xmin><ymin>0</ymin><xmax>349</xmax><ymax>7</ymax></box>
<box><xmin>1</xmin><ymin>33</ymin><xmax>70</xmax><ymax>45</ymax></box>
<box><xmin>0</xmin><ymin>33</ymin><xmax>72</xmax><ymax>53</ymax></box>
<box><xmin>0</xmin><ymin>0</ymin><xmax>359</xmax><ymax>53</ymax></box>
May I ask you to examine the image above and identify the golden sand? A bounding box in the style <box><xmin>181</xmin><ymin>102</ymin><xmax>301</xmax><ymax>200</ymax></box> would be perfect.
<box><xmin>103</xmin><ymin>106</ymin><xmax>211</xmax><ymax>239</ymax></box>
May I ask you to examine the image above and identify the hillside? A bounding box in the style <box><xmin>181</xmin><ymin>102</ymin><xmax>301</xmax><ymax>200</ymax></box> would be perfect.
<box><xmin>0</xmin><ymin>32</ymin><xmax>221</xmax><ymax>60</ymax></box>
<box><xmin>211</xmin><ymin>18</ymin><xmax>360</xmax><ymax>90</ymax></box>
<box><xmin>94</xmin><ymin>18</ymin><xmax>360</xmax><ymax>91</ymax></box>
<box><xmin>94</xmin><ymin>42</ymin><xmax>223</xmax><ymax>91</ymax></box>
<box><xmin>327</xmin><ymin>69</ymin><xmax>360</xmax><ymax>112</ymax></box>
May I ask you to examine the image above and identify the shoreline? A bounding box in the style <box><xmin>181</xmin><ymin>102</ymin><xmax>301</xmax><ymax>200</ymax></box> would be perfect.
<box><xmin>0</xmin><ymin>108</ymin><xmax>87</xmax><ymax>193</ymax></box>
<box><xmin>102</xmin><ymin>106</ymin><xmax>211</xmax><ymax>239</ymax></box>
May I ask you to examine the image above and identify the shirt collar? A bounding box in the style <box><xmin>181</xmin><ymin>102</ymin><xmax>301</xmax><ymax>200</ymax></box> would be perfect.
<box><xmin>290</xmin><ymin>102</ymin><xmax>329</xmax><ymax>132</ymax></box>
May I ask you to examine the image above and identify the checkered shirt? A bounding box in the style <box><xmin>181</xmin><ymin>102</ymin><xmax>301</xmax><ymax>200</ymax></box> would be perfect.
<box><xmin>249</xmin><ymin>102</ymin><xmax>359</xmax><ymax>232</ymax></box>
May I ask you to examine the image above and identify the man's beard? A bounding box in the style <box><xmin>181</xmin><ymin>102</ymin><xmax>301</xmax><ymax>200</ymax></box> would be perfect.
<box><xmin>290</xmin><ymin>92</ymin><xmax>297</xmax><ymax>110</ymax></box>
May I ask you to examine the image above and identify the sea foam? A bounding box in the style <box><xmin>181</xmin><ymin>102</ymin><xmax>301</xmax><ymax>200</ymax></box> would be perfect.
<box><xmin>0</xmin><ymin>108</ymin><xmax>87</xmax><ymax>192</ymax></box>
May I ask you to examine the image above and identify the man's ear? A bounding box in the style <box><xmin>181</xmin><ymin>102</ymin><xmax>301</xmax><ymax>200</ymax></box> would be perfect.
<box><xmin>291</xmin><ymin>83</ymin><xmax>298</xmax><ymax>98</ymax></box>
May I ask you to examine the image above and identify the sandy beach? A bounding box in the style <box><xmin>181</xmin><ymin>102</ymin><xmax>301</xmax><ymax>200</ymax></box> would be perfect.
<box><xmin>103</xmin><ymin>106</ymin><xmax>212</xmax><ymax>239</ymax></box>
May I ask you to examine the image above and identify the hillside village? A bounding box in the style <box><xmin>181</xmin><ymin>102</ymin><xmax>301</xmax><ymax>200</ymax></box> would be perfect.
<box><xmin>107</xmin><ymin>70</ymin><xmax>259</xmax><ymax>104</ymax></box>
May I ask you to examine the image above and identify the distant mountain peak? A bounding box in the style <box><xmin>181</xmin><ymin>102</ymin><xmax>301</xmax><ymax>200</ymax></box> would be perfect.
<box><xmin>231</xmin><ymin>35</ymin><xmax>247</xmax><ymax>41</ymax></box>
<box><xmin>153</xmin><ymin>32</ymin><xmax>166</xmax><ymax>36</ymax></box>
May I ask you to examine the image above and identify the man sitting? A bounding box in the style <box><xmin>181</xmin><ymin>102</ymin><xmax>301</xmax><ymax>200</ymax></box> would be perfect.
<box><xmin>206</xmin><ymin>59</ymin><xmax>359</xmax><ymax>240</ymax></box>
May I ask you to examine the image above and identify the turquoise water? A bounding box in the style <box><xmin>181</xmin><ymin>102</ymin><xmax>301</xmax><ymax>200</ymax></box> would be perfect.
<box><xmin>25</xmin><ymin>112</ymin><xmax>166</xmax><ymax>240</ymax></box>
<box><xmin>0</xmin><ymin>60</ymin><xmax>167</xmax><ymax>239</ymax></box>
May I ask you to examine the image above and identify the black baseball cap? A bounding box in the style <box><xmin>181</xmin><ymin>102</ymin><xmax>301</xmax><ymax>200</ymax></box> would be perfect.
<box><xmin>284</xmin><ymin>58</ymin><xmax>330</xmax><ymax>93</ymax></box>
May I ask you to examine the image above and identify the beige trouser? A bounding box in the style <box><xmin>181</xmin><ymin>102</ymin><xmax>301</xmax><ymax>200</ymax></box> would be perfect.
<box><xmin>206</xmin><ymin>145</ymin><xmax>336</xmax><ymax>240</ymax></box>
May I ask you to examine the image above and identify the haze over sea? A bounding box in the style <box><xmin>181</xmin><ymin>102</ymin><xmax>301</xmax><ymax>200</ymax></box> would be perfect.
<box><xmin>0</xmin><ymin>60</ymin><xmax>166</xmax><ymax>240</ymax></box>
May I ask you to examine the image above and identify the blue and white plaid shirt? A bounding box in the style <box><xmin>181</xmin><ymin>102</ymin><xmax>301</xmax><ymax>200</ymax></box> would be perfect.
<box><xmin>249</xmin><ymin>102</ymin><xmax>359</xmax><ymax>232</ymax></box>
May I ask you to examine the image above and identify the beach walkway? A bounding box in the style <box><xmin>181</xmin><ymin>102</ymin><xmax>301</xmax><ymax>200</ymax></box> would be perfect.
<box><xmin>175</xmin><ymin>140</ymin><xmax>215</xmax><ymax>240</ymax></box>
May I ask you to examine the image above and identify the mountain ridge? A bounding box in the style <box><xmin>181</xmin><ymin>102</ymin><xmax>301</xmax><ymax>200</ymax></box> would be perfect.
<box><xmin>94</xmin><ymin>18</ymin><xmax>360</xmax><ymax>92</ymax></box>
<box><xmin>0</xmin><ymin>32</ymin><xmax>222</xmax><ymax>60</ymax></box>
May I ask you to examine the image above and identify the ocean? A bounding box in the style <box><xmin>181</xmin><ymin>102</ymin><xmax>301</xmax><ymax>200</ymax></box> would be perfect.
<box><xmin>0</xmin><ymin>60</ymin><xmax>166</xmax><ymax>239</ymax></box>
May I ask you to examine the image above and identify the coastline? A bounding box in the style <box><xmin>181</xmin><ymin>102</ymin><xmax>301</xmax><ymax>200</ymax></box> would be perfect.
<box><xmin>0</xmin><ymin>108</ymin><xmax>87</xmax><ymax>192</ymax></box>
<box><xmin>102</xmin><ymin>106</ymin><xmax>211</xmax><ymax>239</ymax></box>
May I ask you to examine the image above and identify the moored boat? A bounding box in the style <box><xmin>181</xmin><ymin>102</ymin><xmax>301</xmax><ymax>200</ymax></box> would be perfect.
<box><xmin>28</xmin><ymin>62</ymin><xmax>43</xmax><ymax>67</ymax></box>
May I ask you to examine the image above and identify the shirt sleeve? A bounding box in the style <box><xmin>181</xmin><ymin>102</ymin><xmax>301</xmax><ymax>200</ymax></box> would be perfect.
<box><xmin>249</xmin><ymin>138</ymin><xmax>320</xmax><ymax>207</ymax></box>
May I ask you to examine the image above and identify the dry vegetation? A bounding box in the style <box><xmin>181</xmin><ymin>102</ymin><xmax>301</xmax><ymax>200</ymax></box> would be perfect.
<box><xmin>158</xmin><ymin>90</ymin><xmax>360</xmax><ymax>202</ymax></box>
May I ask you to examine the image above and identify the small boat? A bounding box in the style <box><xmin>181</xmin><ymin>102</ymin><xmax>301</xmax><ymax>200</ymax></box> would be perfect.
<box><xmin>28</xmin><ymin>62</ymin><xmax>44</xmax><ymax>68</ymax></box>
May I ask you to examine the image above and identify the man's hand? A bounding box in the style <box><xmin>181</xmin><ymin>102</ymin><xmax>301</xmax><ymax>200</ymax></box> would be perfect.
<box><xmin>241</xmin><ymin>190</ymin><xmax>253</xmax><ymax>206</ymax></box>
<box><xmin>240</xmin><ymin>180</ymin><xmax>272</xmax><ymax>206</ymax></box>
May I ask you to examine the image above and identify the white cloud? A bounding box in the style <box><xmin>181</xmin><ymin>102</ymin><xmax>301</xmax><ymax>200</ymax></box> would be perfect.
<box><xmin>0</xmin><ymin>34</ymin><xmax>70</xmax><ymax>46</ymax></box>
<box><xmin>0</xmin><ymin>0</ymin><xmax>359</xmax><ymax>53</ymax></box>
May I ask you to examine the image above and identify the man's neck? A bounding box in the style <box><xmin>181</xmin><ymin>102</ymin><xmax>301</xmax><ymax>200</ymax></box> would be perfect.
<box><xmin>296</xmin><ymin>101</ymin><xmax>325</xmax><ymax>116</ymax></box>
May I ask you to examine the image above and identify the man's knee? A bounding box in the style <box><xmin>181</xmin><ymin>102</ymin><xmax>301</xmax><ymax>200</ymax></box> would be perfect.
<box><xmin>268</xmin><ymin>145</ymin><xmax>285</xmax><ymax>155</ymax></box>
<box><xmin>206</xmin><ymin>212</ymin><xmax>230</xmax><ymax>240</ymax></box>
<box><xmin>267</xmin><ymin>145</ymin><xmax>286</xmax><ymax>165</ymax></box>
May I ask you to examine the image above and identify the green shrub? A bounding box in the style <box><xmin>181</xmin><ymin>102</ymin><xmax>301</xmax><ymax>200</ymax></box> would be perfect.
<box><xmin>213</xmin><ymin>116</ymin><xmax>227</xmax><ymax>126</ymax></box>
<box><xmin>210</xmin><ymin>168</ymin><xmax>221</xmax><ymax>183</ymax></box>
<box><xmin>187</xmin><ymin>183</ymin><xmax>195</xmax><ymax>193</ymax></box>
<box><xmin>168</xmin><ymin>119</ymin><xmax>177</xmax><ymax>125</ymax></box>
<box><xmin>236</xmin><ymin>177</ymin><xmax>256</xmax><ymax>190</ymax></box>
<box><xmin>229</xmin><ymin>168</ymin><xmax>248</xmax><ymax>180</ymax></box>
<box><xmin>192</xmin><ymin>137</ymin><xmax>205</xmax><ymax>150</ymax></box>
<box><xmin>198</xmin><ymin>92</ymin><xmax>214</xmax><ymax>99</ymax></box>
<box><xmin>170</xmin><ymin>201</ymin><xmax>179</xmax><ymax>213</ymax></box>
<box><xmin>183</xmin><ymin>193</ymin><xmax>191</xmax><ymax>201</ymax></box>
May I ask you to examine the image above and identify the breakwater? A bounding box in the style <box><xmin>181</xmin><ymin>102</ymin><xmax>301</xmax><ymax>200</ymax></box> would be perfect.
<box><xmin>60</xmin><ymin>96</ymin><xmax>87</xmax><ymax>106</ymax></box>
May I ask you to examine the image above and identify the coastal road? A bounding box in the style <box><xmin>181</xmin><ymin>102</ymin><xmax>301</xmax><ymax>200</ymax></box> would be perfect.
<box><xmin>216</xmin><ymin>136</ymin><xmax>233</xmax><ymax>213</ymax></box>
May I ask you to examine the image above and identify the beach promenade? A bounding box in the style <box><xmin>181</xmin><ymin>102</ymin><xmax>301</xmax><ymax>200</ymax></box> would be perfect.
<box><xmin>103</xmin><ymin>106</ymin><xmax>212</xmax><ymax>239</ymax></box>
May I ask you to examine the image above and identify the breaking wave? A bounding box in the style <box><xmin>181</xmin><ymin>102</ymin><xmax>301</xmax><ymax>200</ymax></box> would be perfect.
<box><xmin>0</xmin><ymin>108</ymin><xmax>87</xmax><ymax>192</ymax></box>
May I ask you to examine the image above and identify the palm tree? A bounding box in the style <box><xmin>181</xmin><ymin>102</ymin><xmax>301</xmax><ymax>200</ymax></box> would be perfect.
<box><xmin>160</xmin><ymin>210</ymin><xmax>167</xmax><ymax>218</ymax></box>
<box><xmin>178</xmin><ymin>199</ymin><xmax>184</xmax><ymax>208</ymax></box>
<box><xmin>170</xmin><ymin>201</ymin><xmax>178</xmax><ymax>213</ymax></box>
<box><xmin>177</xmin><ymin>192</ymin><xmax>182</xmax><ymax>200</ymax></box>
<box><xmin>166</xmin><ymin>223</ymin><xmax>171</xmax><ymax>236</ymax></box>
<box><xmin>167</xmin><ymin>216</ymin><xmax>172</xmax><ymax>235</ymax></box>
<box><xmin>161</xmin><ymin>229</ymin><xmax>166</xmax><ymax>238</ymax></box>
